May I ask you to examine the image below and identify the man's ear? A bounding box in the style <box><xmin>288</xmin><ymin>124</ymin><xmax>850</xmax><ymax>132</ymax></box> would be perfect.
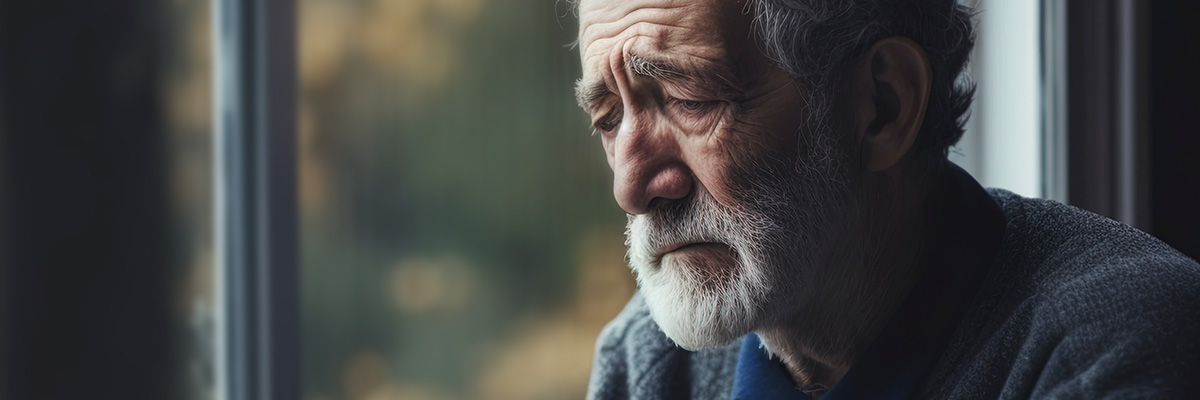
<box><xmin>850</xmin><ymin>37</ymin><xmax>932</xmax><ymax>172</ymax></box>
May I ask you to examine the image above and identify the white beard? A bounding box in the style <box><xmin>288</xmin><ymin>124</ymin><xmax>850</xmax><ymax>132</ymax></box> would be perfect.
<box><xmin>625</xmin><ymin>191</ymin><xmax>772</xmax><ymax>350</ymax></box>
<box><xmin>625</xmin><ymin>162</ymin><xmax>854</xmax><ymax>350</ymax></box>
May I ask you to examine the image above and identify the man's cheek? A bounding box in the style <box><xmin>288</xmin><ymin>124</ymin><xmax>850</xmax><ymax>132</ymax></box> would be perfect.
<box><xmin>682</xmin><ymin>143</ymin><xmax>746</xmax><ymax>211</ymax></box>
<box><xmin>724</xmin><ymin>117</ymin><xmax>790</xmax><ymax>167</ymax></box>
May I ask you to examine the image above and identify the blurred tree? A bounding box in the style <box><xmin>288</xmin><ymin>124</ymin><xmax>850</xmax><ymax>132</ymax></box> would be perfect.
<box><xmin>298</xmin><ymin>0</ymin><xmax>630</xmax><ymax>399</ymax></box>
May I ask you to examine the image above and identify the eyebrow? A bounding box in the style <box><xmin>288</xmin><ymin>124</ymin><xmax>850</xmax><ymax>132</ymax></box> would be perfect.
<box><xmin>574</xmin><ymin>52</ymin><xmax>742</xmax><ymax>112</ymax></box>
<box><xmin>575</xmin><ymin>78</ymin><xmax>610</xmax><ymax>112</ymax></box>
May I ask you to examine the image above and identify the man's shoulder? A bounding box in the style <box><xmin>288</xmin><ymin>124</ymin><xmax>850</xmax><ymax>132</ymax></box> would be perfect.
<box><xmin>986</xmin><ymin>188</ymin><xmax>1200</xmax><ymax>305</ymax></box>
<box><xmin>933</xmin><ymin>189</ymin><xmax>1200</xmax><ymax>398</ymax></box>
<box><xmin>587</xmin><ymin>292</ymin><xmax>742</xmax><ymax>400</ymax></box>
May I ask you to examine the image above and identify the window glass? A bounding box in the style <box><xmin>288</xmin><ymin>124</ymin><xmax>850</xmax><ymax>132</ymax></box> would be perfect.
<box><xmin>951</xmin><ymin>0</ymin><xmax>1044</xmax><ymax>198</ymax></box>
<box><xmin>297</xmin><ymin>1</ymin><xmax>633</xmax><ymax>399</ymax></box>
<box><xmin>163</xmin><ymin>0</ymin><xmax>216</xmax><ymax>399</ymax></box>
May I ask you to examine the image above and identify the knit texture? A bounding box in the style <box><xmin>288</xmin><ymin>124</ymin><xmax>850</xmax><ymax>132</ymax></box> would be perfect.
<box><xmin>586</xmin><ymin>189</ymin><xmax>1200</xmax><ymax>400</ymax></box>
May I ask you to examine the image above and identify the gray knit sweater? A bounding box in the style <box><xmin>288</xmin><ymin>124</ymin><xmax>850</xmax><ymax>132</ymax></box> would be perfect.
<box><xmin>586</xmin><ymin>189</ymin><xmax>1200</xmax><ymax>399</ymax></box>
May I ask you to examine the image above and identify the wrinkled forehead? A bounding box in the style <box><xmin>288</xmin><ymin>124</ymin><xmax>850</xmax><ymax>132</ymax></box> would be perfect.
<box><xmin>576</xmin><ymin>0</ymin><xmax>750</xmax><ymax>73</ymax></box>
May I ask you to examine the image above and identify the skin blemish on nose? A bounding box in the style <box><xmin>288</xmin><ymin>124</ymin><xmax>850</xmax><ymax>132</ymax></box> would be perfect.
<box><xmin>646</xmin><ymin>164</ymin><xmax>693</xmax><ymax>201</ymax></box>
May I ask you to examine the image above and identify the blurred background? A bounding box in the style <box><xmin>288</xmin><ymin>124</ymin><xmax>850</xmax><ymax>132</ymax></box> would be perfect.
<box><xmin>0</xmin><ymin>1</ymin><xmax>1197</xmax><ymax>400</ymax></box>
<box><xmin>292</xmin><ymin>1</ymin><xmax>629</xmax><ymax>399</ymax></box>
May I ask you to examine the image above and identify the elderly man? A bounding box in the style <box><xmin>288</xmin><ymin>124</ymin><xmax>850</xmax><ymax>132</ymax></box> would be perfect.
<box><xmin>573</xmin><ymin>0</ymin><xmax>1200</xmax><ymax>399</ymax></box>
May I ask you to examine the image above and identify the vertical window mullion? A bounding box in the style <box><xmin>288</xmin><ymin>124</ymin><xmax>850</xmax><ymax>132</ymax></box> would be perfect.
<box><xmin>214</xmin><ymin>0</ymin><xmax>299</xmax><ymax>399</ymax></box>
<box><xmin>1041</xmin><ymin>0</ymin><xmax>1069</xmax><ymax>204</ymax></box>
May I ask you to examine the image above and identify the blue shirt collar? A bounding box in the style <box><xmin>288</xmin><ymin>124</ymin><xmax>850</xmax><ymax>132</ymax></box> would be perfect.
<box><xmin>733</xmin><ymin>333</ymin><xmax>812</xmax><ymax>400</ymax></box>
<box><xmin>731</xmin><ymin>163</ymin><xmax>1006</xmax><ymax>400</ymax></box>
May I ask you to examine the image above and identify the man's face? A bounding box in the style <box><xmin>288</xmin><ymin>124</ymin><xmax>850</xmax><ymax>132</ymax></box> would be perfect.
<box><xmin>577</xmin><ymin>0</ymin><xmax>860</xmax><ymax>349</ymax></box>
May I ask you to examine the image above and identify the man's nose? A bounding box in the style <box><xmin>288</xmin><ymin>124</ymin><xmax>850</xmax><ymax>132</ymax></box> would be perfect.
<box><xmin>611</xmin><ymin>120</ymin><xmax>693</xmax><ymax>215</ymax></box>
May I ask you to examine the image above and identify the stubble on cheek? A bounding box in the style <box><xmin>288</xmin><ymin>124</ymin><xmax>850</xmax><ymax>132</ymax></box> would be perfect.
<box><xmin>706</xmin><ymin>111</ymin><xmax>803</xmax><ymax>210</ymax></box>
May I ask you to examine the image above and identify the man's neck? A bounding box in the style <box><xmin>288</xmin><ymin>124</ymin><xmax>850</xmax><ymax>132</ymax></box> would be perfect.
<box><xmin>757</xmin><ymin>181</ymin><xmax>929</xmax><ymax>393</ymax></box>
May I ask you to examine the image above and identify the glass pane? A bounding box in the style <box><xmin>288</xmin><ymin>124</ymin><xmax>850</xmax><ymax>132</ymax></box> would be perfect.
<box><xmin>950</xmin><ymin>0</ymin><xmax>1044</xmax><ymax>198</ymax></box>
<box><xmin>297</xmin><ymin>1</ymin><xmax>633</xmax><ymax>399</ymax></box>
<box><xmin>163</xmin><ymin>1</ymin><xmax>216</xmax><ymax>399</ymax></box>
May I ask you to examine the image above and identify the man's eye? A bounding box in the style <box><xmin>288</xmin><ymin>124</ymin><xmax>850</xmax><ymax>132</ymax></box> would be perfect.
<box><xmin>672</xmin><ymin>98</ymin><xmax>717</xmax><ymax>113</ymax></box>
<box><xmin>593</xmin><ymin>109</ymin><xmax>622</xmax><ymax>135</ymax></box>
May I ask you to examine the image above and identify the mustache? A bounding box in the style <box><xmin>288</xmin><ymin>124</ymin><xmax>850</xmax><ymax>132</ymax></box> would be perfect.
<box><xmin>648</xmin><ymin>204</ymin><xmax>721</xmax><ymax>251</ymax></box>
<box><xmin>627</xmin><ymin>183</ymin><xmax>788</xmax><ymax>263</ymax></box>
<box><xmin>628</xmin><ymin>191</ymin><xmax>725</xmax><ymax>260</ymax></box>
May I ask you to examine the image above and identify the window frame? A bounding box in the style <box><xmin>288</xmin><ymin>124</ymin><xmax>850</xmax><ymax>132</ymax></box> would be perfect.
<box><xmin>213</xmin><ymin>0</ymin><xmax>300</xmax><ymax>399</ymax></box>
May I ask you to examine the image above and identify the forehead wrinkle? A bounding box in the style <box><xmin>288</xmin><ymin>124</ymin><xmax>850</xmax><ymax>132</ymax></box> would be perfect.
<box><xmin>578</xmin><ymin>3</ymin><xmax>701</xmax><ymax>54</ymax></box>
<box><xmin>578</xmin><ymin>1</ymin><xmax>748</xmax><ymax>105</ymax></box>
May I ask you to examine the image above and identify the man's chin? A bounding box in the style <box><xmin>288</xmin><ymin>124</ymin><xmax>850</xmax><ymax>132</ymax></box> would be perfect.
<box><xmin>642</xmin><ymin>285</ymin><xmax>756</xmax><ymax>350</ymax></box>
<box><xmin>636</xmin><ymin>256</ymin><xmax>762</xmax><ymax>351</ymax></box>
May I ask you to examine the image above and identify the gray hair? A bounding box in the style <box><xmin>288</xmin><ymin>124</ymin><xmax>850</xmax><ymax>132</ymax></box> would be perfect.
<box><xmin>750</xmin><ymin>0</ymin><xmax>977</xmax><ymax>175</ymax></box>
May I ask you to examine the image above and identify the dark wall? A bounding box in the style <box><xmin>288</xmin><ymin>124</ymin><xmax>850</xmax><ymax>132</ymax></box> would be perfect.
<box><xmin>1149</xmin><ymin>0</ymin><xmax>1200</xmax><ymax>261</ymax></box>
<box><xmin>0</xmin><ymin>0</ymin><xmax>179</xmax><ymax>399</ymax></box>
<box><xmin>1065</xmin><ymin>0</ymin><xmax>1126</xmax><ymax>224</ymax></box>
<box><xmin>1064</xmin><ymin>0</ymin><xmax>1200</xmax><ymax>261</ymax></box>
